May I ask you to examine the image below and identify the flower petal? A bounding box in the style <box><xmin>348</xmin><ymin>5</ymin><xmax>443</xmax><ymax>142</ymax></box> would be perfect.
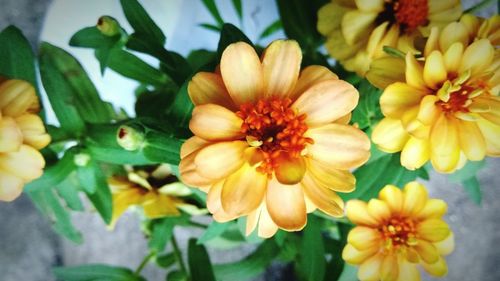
<box><xmin>0</xmin><ymin>116</ymin><xmax>22</xmax><ymax>153</ymax></box>
<box><xmin>380</xmin><ymin>82</ymin><xmax>426</xmax><ymax>118</ymax></box>
<box><xmin>417</xmin><ymin>219</ymin><xmax>451</xmax><ymax>242</ymax></box>
<box><xmin>417</xmin><ymin>95</ymin><xmax>440</xmax><ymax>126</ymax></box>
<box><xmin>423</xmin><ymin>51</ymin><xmax>447</xmax><ymax>89</ymax></box>
<box><xmin>457</xmin><ymin>119</ymin><xmax>486</xmax><ymax>161</ymax></box>
<box><xmin>459</xmin><ymin>39</ymin><xmax>495</xmax><ymax>76</ymax></box>
<box><xmin>207</xmin><ymin>180</ymin><xmax>239</xmax><ymax>222</ymax></box>
<box><xmin>396</xmin><ymin>258</ymin><xmax>421</xmax><ymax>281</ymax></box>
<box><xmin>416</xmin><ymin>199</ymin><xmax>448</xmax><ymax>220</ymax></box>
<box><xmin>14</xmin><ymin>114</ymin><xmax>51</xmax><ymax>150</ymax></box>
<box><xmin>378</xmin><ymin>184</ymin><xmax>403</xmax><ymax>214</ymax></box>
<box><xmin>342</xmin><ymin>243</ymin><xmax>378</xmax><ymax>265</ymax></box>
<box><xmin>301</xmin><ymin>171</ymin><xmax>344</xmax><ymax>217</ymax></box>
<box><xmin>189</xmin><ymin>104</ymin><xmax>244</xmax><ymax>141</ymax></box>
<box><xmin>342</xmin><ymin>10</ymin><xmax>377</xmax><ymax>45</ymax></box>
<box><xmin>306</xmin><ymin>124</ymin><xmax>370</xmax><ymax>170</ymax></box>
<box><xmin>262</xmin><ymin>40</ymin><xmax>302</xmax><ymax>98</ymax></box>
<box><xmin>367</xmin><ymin>198</ymin><xmax>391</xmax><ymax>222</ymax></box>
<box><xmin>188</xmin><ymin>72</ymin><xmax>236</xmax><ymax>110</ymax></box>
<box><xmin>366</xmin><ymin>56</ymin><xmax>406</xmax><ymax>89</ymax></box>
<box><xmin>405</xmin><ymin>52</ymin><xmax>426</xmax><ymax>90</ymax></box>
<box><xmin>347</xmin><ymin>226</ymin><xmax>380</xmax><ymax>250</ymax></box>
<box><xmin>220</xmin><ymin>42</ymin><xmax>264</xmax><ymax>105</ymax></box>
<box><xmin>195</xmin><ymin>141</ymin><xmax>247</xmax><ymax>180</ymax></box>
<box><xmin>258</xmin><ymin>201</ymin><xmax>279</xmax><ymax>238</ymax></box>
<box><xmin>443</xmin><ymin>42</ymin><xmax>464</xmax><ymax>73</ymax></box>
<box><xmin>434</xmin><ymin>232</ymin><xmax>454</xmax><ymax>256</ymax></box>
<box><xmin>401</xmin><ymin>136</ymin><xmax>430</xmax><ymax>170</ymax></box>
<box><xmin>290</xmin><ymin>65</ymin><xmax>338</xmax><ymax>100</ymax></box>
<box><xmin>293</xmin><ymin>79</ymin><xmax>359</xmax><ymax>127</ymax></box>
<box><xmin>430</xmin><ymin>114</ymin><xmax>461</xmax><ymax>173</ymax></box>
<box><xmin>421</xmin><ymin>256</ymin><xmax>448</xmax><ymax>277</ymax></box>
<box><xmin>402</xmin><ymin>181</ymin><xmax>428</xmax><ymax>216</ymax></box>
<box><xmin>372</xmin><ymin>118</ymin><xmax>410</xmax><ymax>153</ymax></box>
<box><xmin>180</xmin><ymin>136</ymin><xmax>211</xmax><ymax>158</ymax></box>
<box><xmin>221</xmin><ymin>163</ymin><xmax>267</xmax><ymax>216</ymax></box>
<box><xmin>354</xmin><ymin>0</ymin><xmax>384</xmax><ymax>11</ymax></box>
<box><xmin>346</xmin><ymin>200</ymin><xmax>379</xmax><ymax>227</ymax></box>
<box><xmin>306</xmin><ymin>158</ymin><xmax>356</xmax><ymax>193</ymax></box>
<box><xmin>438</xmin><ymin>22</ymin><xmax>468</xmax><ymax>52</ymax></box>
<box><xmin>0</xmin><ymin>144</ymin><xmax>44</xmax><ymax>181</ymax></box>
<box><xmin>266</xmin><ymin>178</ymin><xmax>307</xmax><ymax>231</ymax></box>
<box><xmin>476</xmin><ymin>118</ymin><xmax>500</xmax><ymax>156</ymax></box>
<box><xmin>0</xmin><ymin>170</ymin><xmax>24</xmax><ymax>202</ymax></box>
<box><xmin>414</xmin><ymin>239</ymin><xmax>439</xmax><ymax>264</ymax></box>
<box><xmin>357</xmin><ymin>254</ymin><xmax>382</xmax><ymax>281</ymax></box>
<box><xmin>179</xmin><ymin>152</ymin><xmax>214</xmax><ymax>188</ymax></box>
<box><xmin>380</xmin><ymin>254</ymin><xmax>399</xmax><ymax>281</ymax></box>
<box><xmin>0</xmin><ymin>79</ymin><xmax>38</xmax><ymax>117</ymax></box>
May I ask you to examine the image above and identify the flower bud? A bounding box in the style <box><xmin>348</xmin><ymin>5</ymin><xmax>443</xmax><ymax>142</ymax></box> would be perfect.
<box><xmin>96</xmin><ymin>16</ymin><xmax>120</xmax><ymax>36</ymax></box>
<box><xmin>117</xmin><ymin>124</ymin><xmax>145</xmax><ymax>151</ymax></box>
<box><xmin>74</xmin><ymin>153</ymin><xmax>91</xmax><ymax>167</ymax></box>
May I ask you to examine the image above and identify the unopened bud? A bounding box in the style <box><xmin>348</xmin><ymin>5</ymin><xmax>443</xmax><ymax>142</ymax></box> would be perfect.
<box><xmin>97</xmin><ymin>16</ymin><xmax>120</xmax><ymax>36</ymax></box>
<box><xmin>74</xmin><ymin>153</ymin><xmax>91</xmax><ymax>167</ymax></box>
<box><xmin>117</xmin><ymin>125</ymin><xmax>145</xmax><ymax>151</ymax></box>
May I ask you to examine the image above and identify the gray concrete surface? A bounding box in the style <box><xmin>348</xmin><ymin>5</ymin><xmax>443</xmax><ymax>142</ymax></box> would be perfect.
<box><xmin>1</xmin><ymin>0</ymin><xmax>499</xmax><ymax>281</ymax></box>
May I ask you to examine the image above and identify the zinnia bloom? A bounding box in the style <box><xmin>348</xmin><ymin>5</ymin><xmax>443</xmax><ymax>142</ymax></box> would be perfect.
<box><xmin>180</xmin><ymin>40</ymin><xmax>370</xmax><ymax>238</ymax></box>
<box><xmin>317</xmin><ymin>0</ymin><xmax>462</xmax><ymax>76</ymax></box>
<box><xmin>0</xmin><ymin>78</ymin><xmax>50</xmax><ymax>201</ymax></box>
<box><xmin>371</xmin><ymin>16</ymin><xmax>499</xmax><ymax>173</ymax></box>
<box><xmin>343</xmin><ymin>182</ymin><xmax>454</xmax><ymax>281</ymax></box>
<box><xmin>108</xmin><ymin>165</ymin><xmax>205</xmax><ymax>226</ymax></box>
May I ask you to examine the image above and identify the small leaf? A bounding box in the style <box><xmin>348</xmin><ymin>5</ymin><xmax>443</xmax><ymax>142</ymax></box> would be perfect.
<box><xmin>120</xmin><ymin>0</ymin><xmax>165</xmax><ymax>45</ymax></box>
<box><xmin>164</xmin><ymin>81</ymin><xmax>194</xmax><ymax>137</ymax></box>
<box><xmin>148</xmin><ymin>217</ymin><xmax>177</xmax><ymax>252</ymax></box>
<box><xmin>155</xmin><ymin>252</ymin><xmax>176</xmax><ymax>268</ymax></box>
<box><xmin>231</xmin><ymin>0</ymin><xmax>243</xmax><ymax>20</ymax></box>
<box><xmin>56</xmin><ymin>177</ymin><xmax>84</xmax><ymax>211</ymax></box>
<box><xmin>197</xmin><ymin>221</ymin><xmax>230</xmax><ymax>244</ymax></box>
<box><xmin>167</xmin><ymin>270</ymin><xmax>189</xmax><ymax>281</ymax></box>
<box><xmin>296</xmin><ymin>215</ymin><xmax>326</xmax><ymax>281</ymax></box>
<box><xmin>259</xmin><ymin>20</ymin><xmax>283</xmax><ymax>40</ymax></box>
<box><xmin>69</xmin><ymin>26</ymin><xmax>121</xmax><ymax>49</ymax></box>
<box><xmin>53</xmin><ymin>264</ymin><xmax>145</xmax><ymax>281</ymax></box>
<box><xmin>82</xmin><ymin>158</ymin><xmax>113</xmax><ymax>224</ymax></box>
<box><xmin>201</xmin><ymin>0</ymin><xmax>224</xmax><ymax>27</ymax></box>
<box><xmin>382</xmin><ymin>46</ymin><xmax>406</xmax><ymax>58</ymax></box>
<box><xmin>186</xmin><ymin>49</ymin><xmax>216</xmax><ymax>72</ymax></box>
<box><xmin>199</xmin><ymin>23</ymin><xmax>222</xmax><ymax>32</ymax></box>
<box><xmin>351</xmin><ymin>80</ymin><xmax>383</xmax><ymax>130</ymax></box>
<box><xmin>188</xmin><ymin>239</ymin><xmax>216</xmax><ymax>281</ymax></box>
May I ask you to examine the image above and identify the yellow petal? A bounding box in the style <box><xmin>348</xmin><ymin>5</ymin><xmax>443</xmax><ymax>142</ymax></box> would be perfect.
<box><xmin>342</xmin><ymin>10</ymin><xmax>377</xmax><ymax>45</ymax></box>
<box><xmin>347</xmin><ymin>226</ymin><xmax>380</xmax><ymax>250</ymax></box>
<box><xmin>416</xmin><ymin>95</ymin><xmax>440</xmax><ymax>126</ymax></box>
<box><xmin>293</xmin><ymin>79</ymin><xmax>359</xmax><ymax>127</ymax></box>
<box><xmin>459</xmin><ymin>39</ymin><xmax>495</xmax><ymax>76</ymax></box>
<box><xmin>194</xmin><ymin>141</ymin><xmax>247</xmax><ymax>180</ymax></box>
<box><xmin>257</xmin><ymin>201</ymin><xmax>279</xmax><ymax>238</ymax></box>
<box><xmin>417</xmin><ymin>219</ymin><xmax>451</xmax><ymax>242</ymax></box>
<box><xmin>367</xmin><ymin>198</ymin><xmax>391</xmax><ymax>222</ymax></box>
<box><xmin>401</xmin><ymin>136</ymin><xmax>430</xmax><ymax>170</ymax></box>
<box><xmin>424</xmin><ymin>27</ymin><xmax>439</xmax><ymax>57</ymax></box>
<box><xmin>180</xmin><ymin>136</ymin><xmax>211</xmax><ymax>158</ymax></box>
<box><xmin>207</xmin><ymin>181</ymin><xmax>238</xmax><ymax>223</ymax></box>
<box><xmin>221</xmin><ymin>163</ymin><xmax>267</xmax><ymax>216</ymax></box>
<box><xmin>266</xmin><ymin>178</ymin><xmax>307</xmax><ymax>231</ymax></box>
<box><xmin>415</xmin><ymin>199</ymin><xmax>448</xmax><ymax>220</ymax></box>
<box><xmin>262</xmin><ymin>40</ymin><xmax>301</xmax><ymax>98</ymax></box>
<box><xmin>357</xmin><ymin>254</ymin><xmax>382</xmax><ymax>281</ymax></box>
<box><xmin>143</xmin><ymin>194</ymin><xmax>181</xmax><ymax>219</ymax></box>
<box><xmin>402</xmin><ymin>181</ymin><xmax>428</xmax><ymax>216</ymax></box>
<box><xmin>0</xmin><ymin>144</ymin><xmax>45</xmax><ymax>181</ymax></box>
<box><xmin>430</xmin><ymin>114</ymin><xmax>461</xmax><ymax>173</ymax></box>
<box><xmin>346</xmin><ymin>200</ymin><xmax>379</xmax><ymax>227</ymax></box>
<box><xmin>109</xmin><ymin>189</ymin><xmax>144</xmax><ymax>227</ymax></box>
<box><xmin>306</xmin><ymin>158</ymin><xmax>356</xmax><ymax>193</ymax></box>
<box><xmin>438</xmin><ymin>22</ymin><xmax>468</xmax><ymax>52</ymax></box>
<box><xmin>325</xmin><ymin>30</ymin><xmax>364</xmax><ymax>61</ymax></box>
<box><xmin>378</xmin><ymin>184</ymin><xmax>403</xmax><ymax>214</ymax></box>
<box><xmin>355</xmin><ymin>0</ymin><xmax>384</xmax><ymax>11</ymax></box>
<box><xmin>428</xmin><ymin>0</ymin><xmax>461</xmax><ymax>13</ymax></box>
<box><xmin>476</xmin><ymin>118</ymin><xmax>500</xmax><ymax>156</ymax></box>
<box><xmin>457</xmin><ymin>119</ymin><xmax>486</xmax><ymax>161</ymax></box>
<box><xmin>188</xmin><ymin>72</ymin><xmax>236</xmax><ymax>110</ymax></box>
<box><xmin>427</xmin><ymin>1</ymin><xmax>462</xmax><ymax>23</ymax></box>
<box><xmin>0</xmin><ymin>116</ymin><xmax>22</xmax><ymax>152</ymax></box>
<box><xmin>423</xmin><ymin>51</ymin><xmax>447</xmax><ymax>89</ymax></box>
<box><xmin>405</xmin><ymin>53</ymin><xmax>426</xmax><ymax>90</ymax></box>
<box><xmin>14</xmin><ymin>114</ymin><xmax>51</xmax><ymax>150</ymax></box>
<box><xmin>434</xmin><ymin>232</ymin><xmax>455</xmax><ymax>256</ymax></box>
<box><xmin>290</xmin><ymin>65</ymin><xmax>338</xmax><ymax>100</ymax></box>
<box><xmin>366</xmin><ymin>56</ymin><xmax>406</xmax><ymax>89</ymax></box>
<box><xmin>189</xmin><ymin>104</ymin><xmax>243</xmax><ymax>141</ymax></box>
<box><xmin>443</xmin><ymin>42</ymin><xmax>464</xmax><ymax>73</ymax></box>
<box><xmin>274</xmin><ymin>154</ymin><xmax>306</xmax><ymax>185</ymax></box>
<box><xmin>396</xmin><ymin>257</ymin><xmax>421</xmax><ymax>281</ymax></box>
<box><xmin>220</xmin><ymin>42</ymin><xmax>264</xmax><ymax>105</ymax></box>
<box><xmin>306</xmin><ymin>124</ymin><xmax>370</xmax><ymax>170</ymax></box>
<box><xmin>372</xmin><ymin>118</ymin><xmax>410</xmax><ymax>153</ymax></box>
<box><xmin>401</xmin><ymin>106</ymin><xmax>429</xmax><ymax>139</ymax></box>
<box><xmin>0</xmin><ymin>79</ymin><xmax>38</xmax><ymax>117</ymax></box>
<box><xmin>380</xmin><ymin>82</ymin><xmax>426</xmax><ymax>118</ymax></box>
<box><xmin>342</xmin><ymin>243</ymin><xmax>378</xmax><ymax>265</ymax></box>
<box><xmin>380</xmin><ymin>254</ymin><xmax>399</xmax><ymax>281</ymax></box>
<box><xmin>317</xmin><ymin>3</ymin><xmax>344</xmax><ymax>35</ymax></box>
<box><xmin>0</xmin><ymin>170</ymin><xmax>24</xmax><ymax>202</ymax></box>
<box><xmin>421</xmin><ymin>256</ymin><xmax>448</xmax><ymax>277</ymax></box>
<box><xmin>301</xmin><ymin>171</ymin><xmax>344</xmax><ymax>217</ymax></box>
<box><xmin>414</xmin><ymin>239</ymin><xmax>439</xmax><ymax>264</ymax></box>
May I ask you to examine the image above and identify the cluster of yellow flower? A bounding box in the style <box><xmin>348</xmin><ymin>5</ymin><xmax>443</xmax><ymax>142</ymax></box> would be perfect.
<box><xmin>0</xmin><ymin>78</ymin><xmax>50</xmax><ymax>201</ymax></box>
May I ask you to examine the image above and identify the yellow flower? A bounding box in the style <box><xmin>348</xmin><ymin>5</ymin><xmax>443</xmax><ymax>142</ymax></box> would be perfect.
<box><xmin>317</xmin><ymin>0</ymin><xmax>462</xmax><ymax>76</ymax></box>
<box><xmin>109</xmin><ymin>165</ymin><xmax>205</xmax><ymax>227</ymax></box>
<box><xmin>343</xmin><ymin>182</ymin><xmax>454</xmax><ymax>281</ymax></box>
<box><xmin>0</xmin><ymin>78</ymin><xmax>50</xmax><ymax>202</ymax></box>
<box><xmin>371</xmin><ymin>16</ymin><xmax>499</xmax><ymax>173</ymax></box>
<box><xmin>180</xmin><ymin>40</ymin><xmax>370</xmax><ymax>238</ymax></box>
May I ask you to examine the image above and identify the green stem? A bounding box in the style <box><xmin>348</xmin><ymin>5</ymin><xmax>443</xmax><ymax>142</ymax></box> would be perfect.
<box><xmin>464</xmin><ymin>0</ymin><xmax>496</xmax><ymax>13</ymax></box>
<box><xmin>171</xmin><ymin>234</ymin><xmax>189</xmax><ymax>277</ymax></box>
<box><xmin>134</xmin><ymin>251</ymin><xmax>155</xmax><ymax>276</ymax></box>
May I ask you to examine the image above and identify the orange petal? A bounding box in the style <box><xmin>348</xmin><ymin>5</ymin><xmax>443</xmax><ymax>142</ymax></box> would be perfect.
<box><xmin>346</xmin><ymin>200</ymin><xmax>379</xmax><ymax>227</ymax></box>
<box><xmin>189</xmin><ymin>104</ymin><xmax>244</xmax><ymax>141</ymax></box>
<box><xmin>0</xmin><ymin>79</ymin><xmax>38</xmax><ymax>117</ymax></box>
<box><xmin>188</xmin><ymin>72</ymin><xmax>236</xmax><ymax>110</ymax></box>
<box><xmin>266</xmin><ymin>178</ymin><xmax>307</xmax><ymax>231</ymax></box>
<box><xmin>207</xmin><ymin>181</ymin><xmax>239</xmax><ymax>223</ymax></box>
<box><xmin>306</xmin><ymin>158</ymin><xmax>356</xmax><ymax>193</ymax></box>
<box><xmin>179</xmin><ymin>152</ymin><xmax>214</xmax><ymax>188</ymax></box>
<box><xmin>0</xmin><ymin>170</ymin><xmax>24</xmax><ymax>202</ymax></box>
<box><xmin>301</xmin><ymin>171</ymin><xmax>344</xmax><ymax>217</ymax></box>
<box><xmin>290</xmin><ymin>65</ymin><xmax>338</xmax><ymax>100</ymax></box>
<box><xmin>14</xmin><ymin>114</ymin><xmax>51</xmax><ymax>150</ymax></box>
<box><xmin>0</xmin><ymin>116</ymin><xmax>23</xmax><ymax>152</ymax></box>
<box><xmin>221</xmin><ymin>163</ymin><xmax>267</xmax><ymax>216</ymax></box>
<box><xmin>180</xmin><ymin>136</ymin><xmax>211</xmax><ymax>158</ymax></box>
<box><xmin>0</xmin><ymin>145</ymin><xmax>45</xmax><ymax>181</ymax></box>
<box><xmin>194</xmin><ymin>141</ymin><xmax>247</xmax><ymax>180</ymax></box>
<box><xmin>306</xmin><ymin>124</ymin><xmax>370</xmax><ymax>170</ymax></box>
<box><xmin>293</xmin><ymin>79</ymin><xmax>359</xmax><ymax>127</ymax></box>
<box><xmin>261</xmin><ymin>40</ymin><xmax>302</xmax><ymax>98</ymax></box>
<box><xmin>220</xmin><ymin>42</ymin><xmax>264</xmax><ymax>105</ymax></box>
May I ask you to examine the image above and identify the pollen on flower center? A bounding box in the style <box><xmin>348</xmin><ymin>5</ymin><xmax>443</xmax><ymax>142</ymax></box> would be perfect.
<box><xmin>236</xmin><ymin>98</ymin><xmax>313</xmax><ymax>176</ymax></box>
<box><xmin>378</xmin><ymin>0</ymin><xmax>429</xmax><ymax>32</ymax></box>
<box><xmin>379</xmin><ymin>217</ymin><xmax>417</xmax><ymax>248</ymax></box>
<box><xmin>436</xmin><ymin>84</ymin><xmax>475</xmax><ymax>114</ymax></box>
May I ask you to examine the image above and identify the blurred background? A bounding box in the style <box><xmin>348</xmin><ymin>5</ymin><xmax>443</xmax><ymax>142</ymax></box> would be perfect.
<box><xmin>0</xmin><ymin>0</ymin><xmax>499</xmax><ymax>280</ymax></box>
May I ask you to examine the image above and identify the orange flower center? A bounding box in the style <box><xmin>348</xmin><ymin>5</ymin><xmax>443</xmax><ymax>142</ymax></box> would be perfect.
<box><xmin>378</xmin><ymin>0</ymin><xmax>429</xmax><ymax>33</ymax></box>
<box><xmin>436</xmin><ymin>85</ymin><xmax>474</xmax><ymax>114</ymax></box>
<box><xmin>379</xmin><ymin>217</ymin><xmax>417</xmax><ymax>247</ymax></box>
<box><xmin>236</xmin><ymin>98</ymin><xmax>313</xmax><ymax>176</ymax></box>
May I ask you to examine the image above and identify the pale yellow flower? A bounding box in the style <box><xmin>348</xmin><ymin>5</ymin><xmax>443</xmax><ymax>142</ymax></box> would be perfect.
<box><xmin>317</xmin><ymin>0</ymin><xmax>462</xmax><ymax>76</ymax></box>
<box><xmin>180</xmin><ymin>40</ymin><xmax>370</xmax><ymax>238</ymax></box>
<box><xmin>0</xmin><ymin>79</ymin><xmax>50</xmax><ymax>201</ymax></box>
<box><xmin>108</xmin><ymin>165</ymin><xmax>205</xmax><ymax>227</ymax></box>
<box><xmin>370</xmin><ymin>16</ymin><xmax>499</xmax><ymax>173</ymax></box>
<box><xmin>343</xmin><ymin>182</ymin><xmax>454</xmax><ymax>281</ymax></box>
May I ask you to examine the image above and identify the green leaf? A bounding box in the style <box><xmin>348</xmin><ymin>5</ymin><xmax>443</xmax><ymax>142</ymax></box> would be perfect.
<box><xmin>337</xmin><ymin>264</ymin><xmax>358</xmax><ymax>281</ymax></box>
<box><xmin>56</xmin><ymin>177</ymin><xmax>84</xmax><ymax>211</ymax></box>
<box><xmin>0</xmin><ymin>26</ymin><xmax>37</xmax><ymax>85</ymax></box>
<box><xmin>462</xmin><ymin>176</ymin><xmax>482</xmax><ymax>205</ymax></box>
<box><xmin>143</xmin><ymin>130</ymin><xmax>183</xmax><ymax>165</ymax></box>
<box><xmin>201</xmin><ymin>0</ymin><xmax>224</xmax><ymax>27</ymax></box>
<box><xmin>199</xmin><ymin>23</ymin><xmax>221</xmax><ymax>32</ymax></box>
<box><xmin>69</xmin><ymin>26</ymin><xmax>121</xmax><ymax>49</ymax></box>
<box><xmin>188</xmin><ymin>239</ymin><xmax>216</xmax><ymax>281</ymax></box>
<box><xmin>214</xmin><ymin>239</ymin><xmax>279</xmax><ymax>281</ymax></box>
<box><xmin>197</xmin><ymin>221</ymin><xmax>230</xmax><ymax>244</ymax></box>
<box><xmin>167</xmin><ymin>271</ymin><xmax>189</xmax><ymax>281</ymax></box>
<box><xmin>53</xmin><ymin>264</ymin><xmax>145</xmax><ymax>281</ymax></box>
<box><xmin>106</xmin><ymin>48</ymin><xmax>170</xmax><ymax>87</ymax></box>
<box><xmin>120</xmin><ymin>0</ymin><xmax>166</xmax><ymax>45</ymax></box>
<box><xmin>216</xmin><ymin>23</ymin><xmax>253</xmax><ymax>61</ymax></box>
<box><xmin>259</xmin><ymin>20</ymin><xmax>283</xmax><ymax>40</ymax></box>
<box><xmin>323</xmin><ymin>236</ymin><xmax>344</xmax><ymax>281</ymax></box>
<box><xmin>155</xmin><ymin>252</ymin><xmax>176</xmax><ymax>268</ymax></box>
<box><xmin>296</xmin><ymin>215</ymin><xmax>325</xmax><ymax>281</ymax></box>
<box><xmin>448</xmin><ymin>160</ymin><xmax>485</xmax><ymax>182</ymax></box>
<box><xmin>231</xmin><ymin>0</ymin><xmax>243</xmax><ymax>20</ymax></box>
<box><xmin>24</xmin><ymin>149</ymin><xmax>77</xmax><ymax>192</ymax></box>
<box><xmin>275</xmin><ymin>0</ymin><xmax>328</xmax><ymax>51</ymax></box>
<box><xmin>165</xmin><ymin>81</ymin><xmax>194</xmax><ymax>137</ymax></box>
<box><xmin>149</xmin><ymin>218</ymin><xmax>177</xmax><ymax>252</ymax></box>
<box><xmin>351</xmin><ymin>80</ymin><xmax>383</xmax><ymax>130</ymax></box>
<box><xmin>187</xmin><ymin>49</ymin><xmax>216</xmax><ymax>72</ymax></box>
<box><xmin>82</xmin><ymin>159</ymin><xmax>113</xmax><ymax>224</ymax></box>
